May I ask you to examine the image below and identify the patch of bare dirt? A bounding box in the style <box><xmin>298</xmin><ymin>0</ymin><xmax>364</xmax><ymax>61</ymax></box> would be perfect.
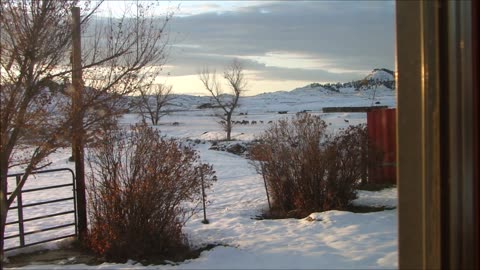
<box><xmin>6</xmin><ymin>246</ymin><xmax>101</xmax><ymax>268</ymax></box>
<box><xmin>5</xmin><ymin>243</ymin><xmax>226</xmax><ymax>268</ymax></box>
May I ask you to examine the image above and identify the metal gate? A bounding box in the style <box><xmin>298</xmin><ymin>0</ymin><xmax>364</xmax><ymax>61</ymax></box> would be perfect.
<box><xmin>4</xmin><ymin>168</ymin><xmax>77</xmax><ymax>251</ymax></box>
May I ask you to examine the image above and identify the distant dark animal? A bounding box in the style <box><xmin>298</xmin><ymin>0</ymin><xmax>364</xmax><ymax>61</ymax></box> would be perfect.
<box><xmin>239</xmin><ymin>112</ymin><xmax>245</xmax><ymax>115</ymax></box>
<box><xmin>278</xmin><ymin>111</ymin><xmax>288</xmax><ymax>114</ymax></box>
<box><xmin>172</xmin><ymin>122</ymin><xmax>180</xmax><ymax>126</ymax></box>
<box><xmin>298</xmin><ymin>110</ymin><xmax>311</xmax><ymax>114</ymax></box>
<box><xmin>268</xmin><ymin>121</ymin><xmax>273</xmax><ymax>124</ymax></box>
<box><xmin>375</xmin><ymin>101</ymin><xmax>381</xmax><ymax>104</ymax></box>
<box><xmin>251</xmin><ymin>121</ymin><xmax>257</xmax><ymax>125</ymax></box>
<box><xmin>344</xmin><ymin>119</ymin><xmax>349</xmax><ymax>123</ymax></box>
<box><xmin>241</xmin><ymin>120</ymin><xmax>249</xmax><ymax>125</ymax></box>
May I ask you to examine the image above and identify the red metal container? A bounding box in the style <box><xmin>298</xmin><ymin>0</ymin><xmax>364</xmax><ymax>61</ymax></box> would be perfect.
<box><xmin>367</xmin><ymin>108</ymin><xmax>397</xmax><ymax>184</ymax></box>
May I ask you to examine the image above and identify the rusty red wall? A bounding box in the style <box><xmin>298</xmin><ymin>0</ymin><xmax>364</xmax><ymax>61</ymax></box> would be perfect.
<box><xmin>367</xmin><ymin>108</ymin><xmax>397</xmax><ymax>184</ymax></box>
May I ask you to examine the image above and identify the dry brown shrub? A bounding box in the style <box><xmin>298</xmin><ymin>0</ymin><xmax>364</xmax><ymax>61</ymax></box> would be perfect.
<box><xmin>251</xmin><ymin>114</ymin><xmax>379</xmax><ymax>217</ymax></box>
<box><xmin>86</xmin><ymin>124</ymin><xmax>215</xmax><ymax>261</ymax></box>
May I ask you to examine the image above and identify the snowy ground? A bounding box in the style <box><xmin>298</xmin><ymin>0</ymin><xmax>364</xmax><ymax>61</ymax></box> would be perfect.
<box><xmin>5</xmin><ymin>87</ymin><xmax>398</xmax><ymax>269</ymax></box>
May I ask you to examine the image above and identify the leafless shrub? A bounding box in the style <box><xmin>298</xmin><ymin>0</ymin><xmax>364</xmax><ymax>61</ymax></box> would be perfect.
<box><xmin>251</xmin><ymin>114</ymin><xmax>379</xmax><ymax>217</ymax></box>
<box><xmin>86</xmin><ymin>124</ymin><xmax>216</xmax><ymax>261</ymax></box>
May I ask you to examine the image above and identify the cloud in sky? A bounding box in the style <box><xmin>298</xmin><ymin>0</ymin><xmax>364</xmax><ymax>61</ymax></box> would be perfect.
<box><xmin>160</xmin><ymin>1</ymin><xmax>395</xmax><ymax>93</ymax></box>
<box><xmin>95</xmin><ymin>1</ymin><xmax>395</xmax><ymax>94</ymax></box>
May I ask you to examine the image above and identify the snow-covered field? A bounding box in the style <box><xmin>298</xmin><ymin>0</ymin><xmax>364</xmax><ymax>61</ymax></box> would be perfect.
<box><xmin>5</xmin><ymin>83</ymin><xmax>398</xmax><ymax>269</ymax></box>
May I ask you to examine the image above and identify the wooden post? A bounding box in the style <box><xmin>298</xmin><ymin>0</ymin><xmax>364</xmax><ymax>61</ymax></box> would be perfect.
<box><xmin>200</xmin><ymin>169</ymin><xmax>209</xmax><ymax>224</ymax></box>
<box><xmin>15</xmin><ymin>176</ymin><xmax>25</xmax><ymax>248</ymax></box>
<box><xmin>71</xmin><ymin>7</ymin><xmax>87</xmax><ymax>241</ymax></box>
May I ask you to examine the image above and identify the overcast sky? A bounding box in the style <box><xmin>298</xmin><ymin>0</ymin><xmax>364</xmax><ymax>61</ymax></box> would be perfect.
<box><xmin>97</xmin><ymin>1</ymin><xmax>395</xmax><ymax>95</ymax></box>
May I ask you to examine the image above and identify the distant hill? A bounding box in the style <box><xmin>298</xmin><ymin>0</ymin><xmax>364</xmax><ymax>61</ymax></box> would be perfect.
<box><xmin>121</xmin><ymin>68</ymin><xmax>396</xmax><ymax>112</ymax></box>
<box><xmin>297</xmin><ymin>68</ymin><xmax>396</xmax><ymax>93</ymax></box>
<box><xmin>351</xmin><ymin>68</ymin><xmax>396</xmax><ymax>91</ymax></box>
<box><xmin>365</xmin><ymin>68</ymin><xmax>394</xmax><ymax>81</ymax></box>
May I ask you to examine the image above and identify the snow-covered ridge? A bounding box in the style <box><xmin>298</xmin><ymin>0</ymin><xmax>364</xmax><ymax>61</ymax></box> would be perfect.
<box><xmin>125</xmin><ymin>68</ymin><xmax>396</xmax><ymax>112</ymax></box>
<box><xmin>157</xmin><ymin>86</ymin><xmax>396</xmax><ymax>113</ymax></box>
<box><xmin>365</xmin><ymin>68</ymin><xmax>395</xmax><ymax>82</ymax></box>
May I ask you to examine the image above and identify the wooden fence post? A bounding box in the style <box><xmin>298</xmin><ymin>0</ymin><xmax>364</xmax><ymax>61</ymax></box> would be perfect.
<box><xmin>71</xmin><ymin>6</ymin><xmax>87</xmax><ymax>241</ymax></box>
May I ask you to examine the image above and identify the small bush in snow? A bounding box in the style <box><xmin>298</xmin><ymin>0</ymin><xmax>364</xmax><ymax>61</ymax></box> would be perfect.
<box><xmin>86</xmin><ymin>124</ymin><xmax>215</xmax><ymax>261</ymax></box>
<box><xmin>251</xmin><ymin>114</ymin><xmax>377</xmax><ymax>217</ymax></box>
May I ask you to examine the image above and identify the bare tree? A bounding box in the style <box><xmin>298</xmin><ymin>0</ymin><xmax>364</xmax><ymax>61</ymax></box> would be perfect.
<box><xmin>199</xmin><ymin>60</ymin><xmax>246</xmax><ymax>141</ymax></box>
<box><xmin>0</xmin><ymin>0</ymin><xmax>172</xmax><ymax>261</ymax></box>
<box><xmin>134</xmin><ymin>84</ymin><xmax>174</xmax><ymax>125</ymax></box>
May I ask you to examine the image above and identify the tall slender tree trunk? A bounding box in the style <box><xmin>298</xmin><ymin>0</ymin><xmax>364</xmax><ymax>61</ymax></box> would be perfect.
<box><xmin>0</xmin><ymin>184</ymin><xmax>7</xmax><ymax>267</ymax></box>
<box><xmin>226</xmin><ymin>113</ymin><xmax>232</xmax><ymax>141</ymax></box>
<box><xmin>0</xmin><ymin>213</ymin><xmax>6</xmax><ymax>269</ymax></box>
<box><xmin>71</xmin><ymin>7</ymin><xmax>87</xmax><ymax>242</ymax></box>
<box><xmin>1</xmin><ymin>156</ymin><xmax>10</xmax><ymax>266</ymax></box>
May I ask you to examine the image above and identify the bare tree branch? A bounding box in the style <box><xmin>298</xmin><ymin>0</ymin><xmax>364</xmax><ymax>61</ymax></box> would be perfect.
<box><xmin>0</xmin><ymin>0</ymin><xmax>172</xmax><ymax>261</ymax></box>
<box><xmin>134</xmin><ymin>84</ymin><xmax>174</xmax><ymax>125</ymax></box>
